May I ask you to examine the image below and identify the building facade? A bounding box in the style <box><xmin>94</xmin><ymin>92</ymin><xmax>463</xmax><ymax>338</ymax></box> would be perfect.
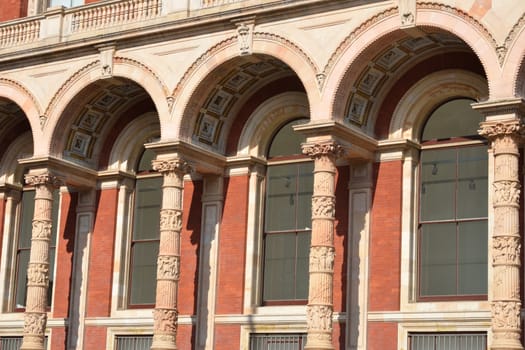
<box><xmin>0</xmin><ymin>0</ymin><xmax>525</xmax><ymax>349</ymax></box>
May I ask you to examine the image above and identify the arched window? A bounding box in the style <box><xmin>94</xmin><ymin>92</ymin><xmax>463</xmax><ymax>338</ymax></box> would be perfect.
<box><xmin>262</xmin><ymin>119</ymin><xmax>312</xmax><ymax>304</ymax></box>
<box><xmin>127</xmin><ymin>148</ymin><xmax>161</xmax><ymax>307</ymax></box>
<box><xmin>418</xmin><ymin>98</ymin><xmax>487</xmax><ymax>300</ymax></box>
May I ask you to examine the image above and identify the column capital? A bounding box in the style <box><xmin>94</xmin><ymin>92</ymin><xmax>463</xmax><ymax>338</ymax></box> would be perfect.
<box><xmin>24</xmin><ymin>172</ymin><xmax>62</xmax><ymax>188</ymax></box>
<box><xmin>478</xmin><ymin>120</ymin><xmax>525</xmax><ymax>140</ymax></box>
<box><xmin>152</xmin><ymin>158</ymin><xmax>192</xmax><ymax>175</ymax></box>
<box><xmin>301</xmin><ymin>140</ymin><xmax>345</xmax><ymax>159</ymax></box>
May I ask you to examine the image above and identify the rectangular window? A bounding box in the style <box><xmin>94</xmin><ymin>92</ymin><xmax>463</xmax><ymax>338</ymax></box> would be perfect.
<box><xmin>48</xmin><ymin>0</ymin><xmax>83</xmax><ymax>7</ymax></box>
<box><xmin>250</xmin><ymin>333</ymin><xmax>306</xmax><ymax>350</ymax></box>
<box><xmin>263</xmin><ymin>162</ymin><xmax>312</xmax><ymax>303</ymax></box>
<box><xmin>0</xmin><ymin>336</ymin><xmax>48</xmax><ymax>349</ymax></box>
<box><xmin>15</xmin><ymin>190</ymin><xmax>59</xmax><ymax>309</ymax></box>
<box><xmin>128</xmin><ymin>176</ymin><xmax>161</xmax><ymax>307</ymax></box>
<box><xmin>409</xmin><ymin>333</ymin><xmax>487</xmax><ymax>350</ymax></box>
<box><xmin>419</xmin><ymin>145</ymin><xmax>488</xmax><ymax>299</ymax></box>
<box><xmin>115</xmin><ymin>335</ymin><xmax>153</xmax><ymax>350</ymax></box>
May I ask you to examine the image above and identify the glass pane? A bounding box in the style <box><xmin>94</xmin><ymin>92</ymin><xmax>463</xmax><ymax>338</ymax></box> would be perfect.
<box><xmin>19</xmin><ymin>191</ymin><xmax>35</xmax><ymax>249</ymax></box>
<box><xmin>15</xmin><ymin>250</ymin><xmax>29</xmax><ymax>308</ymax></box>
<box><xmin>133</xmin><ymin>177</ymin><xmax>162</xmax><ymax>240</ymax></box>
<box><xmin>265</xmin><ymin>165</ymin><xmax>296</xmax><ymax>232</ymax></box>
<box><xmin>138</xmin><ymin>149</ymin><xmax>156</xmax><ymax>172</ymax></box>
<box><xmin>129</xmin><ymin>241</ymin><xmax>159</xmax><ymax>305</ymax></box>
<box><xmin>263</xmin><ymin>233</ymin><xmax>295</xmax><ymax>300</ymax></box>
<box><xmin>420</xmin><ymin>149</ymin><xmax>456</xmax><ymax>221</ymax></box>
<box><xmin>296</xmin><ymin>162</ymin><xmax>313</xmax><ymax>230</ymax></box>
<box><xmin>422</xmin><ymin>99</ymin><xmax>483</xmax><ymax>141</ymax></box>
<box><xmin>295</xmin><ymin>232</ymin><xmax>310</xmax><ymax>299</ymax></box>
<box><xmin>420</xmin><ymin>223</ymin><xmax>456</xmax><ymax>296</ymax></box>
<box><xmin>268</xmin><ymin>119</ymin><xmax>307</xmax><ymax>158</ymax></box>
<box><xmin>458</xmin><ymin>221</ymin><xmax>488</xmax><ymax>295</ymax></box>
<box><xmin>50</xmin><ymin>190</ymin><xmax>60</xmax><ymax>245</ymax></box>
<box><xmin>457</xmin><ymin>146</ymin><xmax>488</xmax><ymax>219</ymax></box>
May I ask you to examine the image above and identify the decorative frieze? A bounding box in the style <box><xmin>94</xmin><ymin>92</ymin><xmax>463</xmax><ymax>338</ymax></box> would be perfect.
<box><xmin>312</xmin><ymin>196</ymin><xmax>335</xmax><ymax>218</ymax></box>
<box><xmin>154</xmin><ymin>308</ymin><xmax>178</xmax><ymax>333</ymax></box>
<box><xmin>306</xmin><ymin>305</ymin><xmax>332</xmax><ymax>331</ymax></box>
<box><xmin>309</xmin><ymin>246</ymin><xmax>335</xmax><ymax>272</ymax></box>
<box><xmin>152</xmin><ymin>158</ymin><xmax>192</xmax><ymax>175</ymax></box>
<box><xmin>31</xmin><ymin>220</ymin><xmax>53</xmax><ymax>240</ymax></box>
<box><xmin>302</xmin><ymin>141</ymin><xmax>344</xmax><ymax>159</ymax></box>
<box><xmin>27</xmin><ymin>263</ymin><xmax>49</xmax><ymax>286</ymax></box>
<box><xmin>157</xmin><ymin>255</ymin><xmax>180</xmax><ymax>280</ymax></box>
<box><xmin>493</xmin><ymin>181</ymin><xmax>520</xmax><ymax>206</ymax></box>
<box><xmin>493</xmin><ymin>236</ymin><xmax>521</xmax><ymax>266</ymax></box>
<box><xmin>23</xmin><ymin>313</ymin><xmax>46</xmax><ymax>336</ymax></box>
<box><xmin>160</xmin><ymin>209</ymin><xmax>183</xmax><ymax>232</ymax></box>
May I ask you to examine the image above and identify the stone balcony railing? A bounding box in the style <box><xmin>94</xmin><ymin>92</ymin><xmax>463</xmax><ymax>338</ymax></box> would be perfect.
<box><xmin>0</xmin><ymin>0</ymin><xmax>285</xmax><ymax>51</ymax></box>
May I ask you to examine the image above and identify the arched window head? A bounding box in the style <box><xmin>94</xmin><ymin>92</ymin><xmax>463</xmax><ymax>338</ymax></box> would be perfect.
<box><xmin>267</xmin><ymin>119</ymin><xmax>307</xmax><ymax>158</ymax></box>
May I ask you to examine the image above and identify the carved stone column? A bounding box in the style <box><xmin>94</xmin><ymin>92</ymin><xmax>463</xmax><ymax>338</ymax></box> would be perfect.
<box><xmin>21</xmin><ymin>172</ymin><xmax>60</xmax><ymax>350</ymax></box>
<box><xmin>302</xmin><ymin>140</ymin><xmax>343</xmax><ymax>350</ymax></box>
<box><xmin>151</xmin><ymin>158</ymin><xmax>191</xmax><ymax>350</ymax></box>
<box><xmin>479</xmin><ymin>120</ymin><xmax>524</xmax><ymax>350</ymax></box>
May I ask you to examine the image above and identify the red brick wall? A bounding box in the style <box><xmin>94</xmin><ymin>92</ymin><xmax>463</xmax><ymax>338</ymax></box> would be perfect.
<box><xmin>53</xmin><ymin>191</ymin><xmax>77</xmax><ymax>318</ymax></box>
<box><xmin>214</xmin><ymin>325</ymin><xmax>241</xmax><ymax>350</ymax></box>
<box><xmin>334</xmin><ymin>166</ymin><xmax>349</xmax><ymax>313</ymax></box>
<box><xmin>177</xmin><ymin>324</ymin><xmax>194</xmax><ymax>349</ymax></box>
<box><xmin>86</xmin><ymin>188</ymin><xmax>118</xmax><ymax>317</ymax></box>
<box><xmin>0</xmin><ymin>0</ymin><xmax>27</xmax><ymax>21</ymax></box>
<box><xmin>368</xmin><ymin>322</ymin><xmax>397</xmax><ymax>350</ymax></box>
<box><xmin>369</xmin><ymin>161</ymin><xmax>402</xmax><ymax>311</ymax></box>
<box><xmin>84</xmin><ymin>326</ymin><xmax>107</xmax><ymax>349</ymax></box>
<box><xmin>50</xmin><ymin>327</ymin><xmax>67</xmax><ymax>350</ymax></box>
<box><xmin>215</xmin><ymin>175</ymin><xmax>249</xmax><ymax>314</ymax></box>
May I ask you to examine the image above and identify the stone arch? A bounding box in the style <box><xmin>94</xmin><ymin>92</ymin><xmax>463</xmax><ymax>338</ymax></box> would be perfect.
<box><xmin>107</xmin><ymin>112</ymin><xmax>160</xmax><ymax>172</ymax></box>
<box><xmin>167</xmin><ymin>33</ymin><xmax>319</xmax><ymax>142</ymax></box>
<box><xmin>389</xmin><ymin>70</ymin><xmax>488</xmax><ymax>141</ymax></box>
<box><xmin>237</xmin><ymin>91</ymin><xmax>310</xmax><ymax>158</ymax></box>
<box><xmin>321</xmin><ymin>5</ymin><xmax>499</xmax><ymax>123</ymax></box>
<box><xmin>44</xmin><ymin>58</ymin><xmax>169</xmax><ymax>156</ymax></box>
<box><xmin>501</xmin><ymin>12</ymin><xmax>525</xmax><ymax>98</ymax></box>
<box><xmin>0</xmin><ymin>131</ymin><xmax>33</xmax><ymax>186</ymax></box>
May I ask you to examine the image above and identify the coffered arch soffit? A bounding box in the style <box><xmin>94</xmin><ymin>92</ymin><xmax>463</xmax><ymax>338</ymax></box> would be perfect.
<box><xmin>322</xmin><ymin>5</ymin><xmax>499</xmax><ymax>130</ymax></box>
<box><xmin>43</xmin><ymin>58</ymin><xmax>168</xmax><ymax>154</ymax></box>
<box><xmin>389</xmin><ymin>70</ymin><xmax>488</xmax><ymax>141</ymax></box>
<box><xmin>168</xmin><ymin>33</ymin><xmax>318</xmax><ymax>144</ymax></box>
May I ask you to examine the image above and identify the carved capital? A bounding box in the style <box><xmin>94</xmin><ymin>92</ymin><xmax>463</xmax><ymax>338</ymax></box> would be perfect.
<box><xmin>153</xmin><ymin>308</ymin><xmax>178</xmax><ymax>333</ymax></box>
<box><xmin>152</xmin><ymin>159</ymin><xmax>192</xmax><ymax>175</ymax></box>
<box><xmin>312</xmin><ymin>196</ymin><xmax>335</xmax><ymax>218</ymax></box>
<box><xmin>306</xmin><ymin>305</ymin><xmax>333</xmax><ymax>331</ymax></box>
<box><xmin>157</xmin><ymin>255</ymin><xmax>180</xmax><ymax>280</ymax></box>
<box><xmin>160</xmin><ymin>209</ymin><xmax>183</xmax><ymax>232</ymax></box>
<box><xmin>493</xmin><ymin>181</ymin><xmax>520</xmax><ymax>206</ymax></box>
<box><xmin>492</xmin><ymin>301</ymin><xmax>521</xmax><ymax>330</ymax></box>
<box><xmin>302</xmin><ymin>141</ymin><xmax>344</xmax><ymax>159</ymax></box>
<box><xmin>479</xmin><ymin>120</ymin><xmax>525</xmax><ymax>141</ymax></box>
<box><xmin>493</xmin><ymin>236</ymin><xmax>521</xmax><ymax>266</ymax></box>
<box><xmin>23</xmin><ymin>312</ymin><xmax>46</xmax><ymax>336</ymax></box>
<box><xmin>25</xmin><ymin>173</ymin><xmax>61</xmax><ymax>188</ymax></box>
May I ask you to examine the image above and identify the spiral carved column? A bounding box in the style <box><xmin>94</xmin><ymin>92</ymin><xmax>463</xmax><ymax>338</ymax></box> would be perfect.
<box><xmin>151</xmin><ymin>158</ymin><xmax>191</xmax><ymax>350</ymax></box>
<box><xmin>302</xmin><ymin>141</ymin><xmax>343</xmax><ymax>350</ymax></box>
<box><xmin>479</xmin><ymin>120</ymin><xmax>524</xmax><ymax>350</ymax></box>
<box><xmin>21</xmin><ymin>172</ymin><xmax>60</xmax><ymax>350</ymax></box>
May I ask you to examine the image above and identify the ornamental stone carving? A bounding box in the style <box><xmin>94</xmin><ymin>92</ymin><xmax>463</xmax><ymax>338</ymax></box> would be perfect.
<box><xmin>312</xmin><ymin>196</ymin><xmax>335</xmax><ymax>218</ymax></box>
<box><xmin>157</xmin><ymin>255</ymin><xmax>180</xmax><ymax>280</ymax></box>
<box><xmin>25</xmin><ymin>173</ymin><xmax>61</xmax><ymax>187</ymax></box>
<box><xmin>493</xmin><ymin>236</ymin><xmax>521</xmax><ymax>265</ymax></box>
<box><xmin>478</xmin><ymin>121</ymin><xmax>525</xmax><ymax>140</ymax></box>
<box><xmin>302</xmin><ymin>141</ymin><xmax>344</xmax><ymax>158</ymax></box>
<box><xmin>160</xmin><ymin>209</ymin><xmax>183</xmax><ymax>232</ymax></box>
<box><xmin>24</xmin><ymin>313</ymin><xmax>46</xmax><ymax>336</ymax></box>
<box><xmin>154</xmin><ymin>309</ymin><xmax>178</xmax><ymax>333</ymax></box>
<box><xmin>310</xmin><ymin>246</ymin><xmax>335</xmax><ymax>272</ymax></box>
<box><xmin>493</xmin><ymin>181</ymin><xmax>521</xmax><ymax>206</ymax></box>
<box><xmin>493</xmin><ymin>301</ymin><xmax>521</xmax><ymax>329</ymax></box>
<box><xmin>152</xmin><ymin>159</ymin><xmax>192</xmax><ymax>174</ymax></box>
<box><xmin>32</xmin><ymin>220</ymin><xmax>53</xmax><ymax>240</ymax></box>
<box><xmin>307</xmin><ymin>305</ymin><xmax>332</xmax><ymax>331</ymax></box>
<box><xmin>27</xmin><ymin>264</ymin><xmax>49</xmax><ymax>286</ymax></box>
<box><xmin>236</xmin><ymin>21</ymin><xmax>254</xmax><ymax>56</ymax></box>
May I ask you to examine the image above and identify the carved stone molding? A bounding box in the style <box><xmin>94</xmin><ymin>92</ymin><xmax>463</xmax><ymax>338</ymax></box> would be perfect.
<box><xmin>492</xmin><ymin>301</ymin><xmax>521</xmax><ymax>329</ymax></box>
<box><xmin>493</xmin><ymin>181</ymin><xmax>521</xmax><ymax>206</ymax></box>
<box><xmin>25</xmin><ymin>173</ymin><xmax>61</xmax><ymax>188</ymax></box>
<box><xmin>312</xmin><ymin>196</ymin><xmax>335</xmax><ymax>218</ymax></box>
<box><xmin>310</xmin><ymin>246</ymin><xmax>335</xmax><ymax>272</ymax></box>
<box><xmin>493</xmin><ymin>236</ymin><xmax>521</xmax><ymax>266</ymax></box>
<box><xmin>31</xmin><ymin>220</ymin><xmax>53</xmax><ymax>240</ymax></box>
<box><xmin>479</xmin><ymin>120</ymin><xmax>525</xmax><ymax>140</ymax></box>
<box><xmin>152</xmin><ymin>158</ymin><xmax>192</xmax><ymax>175</ymax></box>
<box><xmin>27</xmin><ymin>263</ymin><xmax>49</xmax><ymax>287</ymax></box>
<box><xmin>157</xmin><ymin>255</ymin><xmax>180</xmax><ymax>280</ymax></box>
<box><xmin>23</xmin><ymin>313</ymin><xmax>46</xmax><ymax>336</ymax></box>
<box><xmin>160</xmin><ymin>209</ymin><xmax>183</xmax><ymax>232</ymax></box>
<box><xmin>235</xmin><ymin>20</ymin><xmax>254</xmax><ymax>56</ymax></box>
<box><xmin>306</xmin><ymin>305</ymin><xmax>333</xmax><ymax>331</ymax></box>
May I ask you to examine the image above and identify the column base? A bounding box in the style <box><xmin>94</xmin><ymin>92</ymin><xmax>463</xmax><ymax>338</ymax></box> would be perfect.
<box><xmin>304</xmin><ymin>332</ymin><xmax>334</xmax><ymax>350</ymax></box>
<box><xmin>20</xmin><ymin>335</ymin><xmax>45</xmax><ymax>350</ymax></box>
<box><xmin>151</xmin><ymin>334</ymin><xmax>177</xmax><ymax>350</ymax></box>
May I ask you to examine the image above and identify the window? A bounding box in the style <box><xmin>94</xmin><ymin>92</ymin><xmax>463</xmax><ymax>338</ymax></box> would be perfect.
<box><xmin>262</xmin><ymin>119</ymin><xmax>311</xmax><ymax>304</ymax></box>
<box><xmin>250</xmin><ymin>333</ymin><xmax>306</xmax><ymax>350</ymax></box>
<box><xmin>127</xmin><ymin>149</ymin><xmax>161</xmax><ymax>307</ymax></box>
<box><xmin>14</xmin><ymin>189</ymin><xmax>59</xmax><ymax>309</ymax></box>
<box><xmin>409</xmin><ymin>333</ymin><xmax>487</xmax><ymax>350</ymax></box>
<box><xmin>418</xmin><ymin>99</ymin><xmax>487</xmax><ymax>299</ymax></box>
<box><xmin>47</xmin><ymin>0</ymin><xmax>83</xmax><ymax>8</ymax></box>
<box><xmin>0</xmin><ymin>336</ymin><xmax>48</xmax><ymax>349</ymax></box>
<box><xmin>115</xmin><ymin>335</ymin><xmax>152</xmax><ymax>350</ymax></box>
